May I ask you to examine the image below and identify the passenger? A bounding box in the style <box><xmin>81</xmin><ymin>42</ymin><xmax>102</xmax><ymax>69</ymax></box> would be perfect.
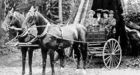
<box><xmin>100</xmin><ymin>10</ymin><xmax>109</xmax><ymax>31</ymax></box>
<box><xmin>96</xmin><ymin>9</ymin><xmax>102</xmax><ymax>24</ymax></box>
<box><xmin>94</xmin><ymin>9</ymin><xmax>102</xmax><ymax>31</ymax></box>
<box><xmin>108</xmin><ymin>10</ymin><xmax>116</xmax><ymax>26</ymax></box>
<box><xmin>88</xmin><ymin>10</ymin><xmax>97</xmax><ymax>26</ymax></box>
<box><xmin>86</xmin><ymin>10</ymin><xmax>97</xmax><ymax>32</ymax></box>
<box><xmin>107</xmin><ymin>10</ymin><xmax>116</xmax><ymax>33</ymax></box>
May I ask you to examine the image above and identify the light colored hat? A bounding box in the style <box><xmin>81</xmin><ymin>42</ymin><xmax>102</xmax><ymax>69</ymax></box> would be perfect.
<box><xmin>88</xmin><ymin>10</ymin><xmax>95</xmax><ymax>14</ymax></box>
<box><xmin>109</xmin><ymin>10</ymin><xmax>114</xmax><ymax>14</ymax></box>
<box><xmin>102</xmin><ymin>9</ymin><xmax>109</xmax><ymax>14</ymax></box>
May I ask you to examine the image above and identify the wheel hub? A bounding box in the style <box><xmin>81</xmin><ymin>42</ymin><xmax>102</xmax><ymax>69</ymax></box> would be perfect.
<box><xmin>111</xmin><ymin>52</ymin><xmax>115</xmax><ymax>55</ymax></box>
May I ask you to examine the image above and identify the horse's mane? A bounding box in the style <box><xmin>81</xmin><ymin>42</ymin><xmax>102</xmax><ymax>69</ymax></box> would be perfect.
<box><xmin>35</xmin><ymin>11</ymin><xmax>49</xmax><ymax>24</ymax></box>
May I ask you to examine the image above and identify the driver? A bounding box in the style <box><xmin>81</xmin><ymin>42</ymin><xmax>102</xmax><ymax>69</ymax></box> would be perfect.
<box><xmin>108</xmin><ymin>10</ymin><xmax>116</xmax><ymax>33</ymax></box>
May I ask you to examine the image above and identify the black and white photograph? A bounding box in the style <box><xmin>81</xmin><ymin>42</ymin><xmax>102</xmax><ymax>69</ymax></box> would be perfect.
<box><xmin>0</xmin><ymin>0</ymin><xmax>140</xmax><ymax>75</ymax></box>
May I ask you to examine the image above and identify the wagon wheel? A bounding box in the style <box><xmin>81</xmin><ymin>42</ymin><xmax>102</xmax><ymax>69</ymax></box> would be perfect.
<box><xmin>64</xmin><ymin>47</ymin><xmax>77</xmax><ymax>65</ymax></box>
<box><xmin>103</xmin><ymin>38</ymin><xmax>122</xmax><ymax>69</ymax></box>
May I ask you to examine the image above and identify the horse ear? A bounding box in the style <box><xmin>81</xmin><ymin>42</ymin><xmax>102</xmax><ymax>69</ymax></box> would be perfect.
<box><xmin>29</xmin><ymin>6</ymin><xmax>35</xmax><ymax>12</ymax></box>
<box><xmin>9</xmin><ymin>8</ymin><xmax>14</xmax><ymax>13</ymax></box>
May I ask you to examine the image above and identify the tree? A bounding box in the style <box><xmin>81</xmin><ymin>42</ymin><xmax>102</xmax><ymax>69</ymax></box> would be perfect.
<box><xmin>4</xmin><ymin>0</ymin><xmax>21</xmax><ymax>17</ymax></box>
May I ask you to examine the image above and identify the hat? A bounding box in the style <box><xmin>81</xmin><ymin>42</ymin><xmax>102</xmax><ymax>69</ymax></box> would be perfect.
<box><xmin>88</xmin><ymin>10</ymin><xmax>95</xmax><ymax>15</ymax></box>
<box><xmin>102</xmin><ymin>9</ymin><xmax>109</xmax><ymax>14</ymax></box>
<box><xmin>96</xmin><ymin>9</ymin><xmax>102</xmax><ymax>13</ymax></box>
<box><xmin>109</xmin><ymin>10</ymin><xmax>114</xmax><ymax>14</ymax></box>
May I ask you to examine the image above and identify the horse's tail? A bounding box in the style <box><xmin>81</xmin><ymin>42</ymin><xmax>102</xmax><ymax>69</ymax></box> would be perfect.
<box><xmin>76</xmin><ymin>24</ymin><xmax>87</xmax><ymax>42</ymax></box>
<box><xmin>77</xmin><ymin>23</ymin><xmax>87</xmax><ymax>32</ymax></box>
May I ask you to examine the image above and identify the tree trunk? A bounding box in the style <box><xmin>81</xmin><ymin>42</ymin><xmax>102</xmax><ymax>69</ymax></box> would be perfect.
<box><xmin>74</xmin><ymin>0</ymin><xmax>85</xmax><ymax>24</ymax></box>
<box><xmin>59</xmin><ymin>0</ymin><xmax>63</xmax><ymax>23</ymax></box>
<box><xmin>80</xmin><ymin>0</ymin><xmax>90</xmax><ymax>25</ymax></box>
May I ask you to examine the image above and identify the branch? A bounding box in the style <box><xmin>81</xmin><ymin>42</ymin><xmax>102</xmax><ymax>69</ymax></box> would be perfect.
<box><xmin>126</xmin><ymin>21</ymin><xmax>140</xmax><ymax>31</ymax></box>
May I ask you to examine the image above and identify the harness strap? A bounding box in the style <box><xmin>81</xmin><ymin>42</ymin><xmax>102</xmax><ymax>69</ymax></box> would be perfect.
<box><xmin>5</xmin><ymin>32</ymin><xmax>19</xmax><ymax>45</ymax></box>
<box><xmin>58</xmin><ymin>26</ymin><xmax>63</xmax><ymax>39</ymax></box>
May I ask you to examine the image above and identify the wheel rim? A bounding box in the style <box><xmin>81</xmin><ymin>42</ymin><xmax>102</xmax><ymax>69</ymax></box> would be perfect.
<box><xmin>103</xmin><ymin>38</ymin><xmax>122</xmax><ymax>69</ymax></box>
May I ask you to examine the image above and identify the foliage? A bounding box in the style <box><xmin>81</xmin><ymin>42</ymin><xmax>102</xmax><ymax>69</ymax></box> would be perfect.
<box><xmin>124</xmin><ymin>12</ymin><xmax>140</xmax><ymax>24</ymax></box>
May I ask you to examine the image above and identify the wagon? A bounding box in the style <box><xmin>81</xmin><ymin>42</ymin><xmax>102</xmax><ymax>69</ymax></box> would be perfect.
<box><xmin>85</xmin><ymin>22</ymin><xmax>122</xmax><ymax>69</ymax></box>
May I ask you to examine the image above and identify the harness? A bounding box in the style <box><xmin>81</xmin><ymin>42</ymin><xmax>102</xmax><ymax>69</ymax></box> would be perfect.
<box><xmin>37</xmin><ymin>24</ymin><xmax>50</xmax><ymax>38</ymax></box>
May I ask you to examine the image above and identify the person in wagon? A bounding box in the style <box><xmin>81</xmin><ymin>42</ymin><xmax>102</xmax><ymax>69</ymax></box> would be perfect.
<box><xmin>86</xmin><ymin>10</ymin><xmax>98</xmax><ymax>32</ymax></box>
<box><xmin>96</xmin><ymin>9</ymin><xmax>102</xmax><ymax>24</ymax></box>
<box><xmin>100</xmin><ymin>10</ymin><xmax>109</xmax><ymax>31</ymax></box>
<box><xmin>94</xmin><ymin>9</ymin><xmax>102</xmax><ymax>31</ymax></box>
<box><xmin>107</xmin><ymin>10</ymin><xmax>116</xmax><ymax>33</ymax></box>
<box><xmin>108</xmin><ymin>10</ymin><xmax>116</xmax><ymax>26</ymax></box>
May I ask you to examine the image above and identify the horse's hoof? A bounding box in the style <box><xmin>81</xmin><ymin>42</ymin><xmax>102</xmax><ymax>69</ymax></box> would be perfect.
<box><xmin>29</xmin><ymin>72</ymin><xmax>32</xmax><ymax>75</ymax></box>
<box><xmin>22</xmin><ymin>72</ymin><xmax>25</xmax><ymax>75</ymax></box>
<box><xmin>42</xmin><ymin>73</ymin><xmax>45</xmax><ymax>75</ymax></box>
<box><xmin>77</xmin><ymin>66</ymin><xmax>80</xmax><ymax>69</ymax></box>
<box><xmin>52</xmin><ymin>72</ymin><xmax>55</xmax><ymax>75</ymax></box>
<box><xmin>83</xmin><ymin>66</ymin><xmax>86</xmax><ymax>69</ymax></box>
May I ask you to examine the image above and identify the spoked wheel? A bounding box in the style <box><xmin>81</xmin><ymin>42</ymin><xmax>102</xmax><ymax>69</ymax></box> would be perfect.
<box><xmin>103</xmin><ymin>38</ymin><xmax>122</xmax><ymax>69</ymax></box>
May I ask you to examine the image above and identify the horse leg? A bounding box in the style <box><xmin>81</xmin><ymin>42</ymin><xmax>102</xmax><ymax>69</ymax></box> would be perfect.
<box><xmin>28</xmin><ymin>48</ymin><xmax>34</xmax><ymax>75</ymax></box>
<box><xmin>49</xmin><ymin>49</ymin><xmax>55</xmax><ymax>75</ymax></box>
<box><xmin>21</xmin><ymin>47</ymin><xmax>28</xmax><ymax>75</ymax></box>
<box><xmin>69</xmin><ymin>45</ymin><xmax>74</xmax><ymax>58</ymax></box>
<box><xmin>57</xmin><ymin>49</ymin><xmax>65</xmax><ymax>68</ymax></box>
<box><xmin>41</xmin><ymin>49</ymin><xmax>47</xmax><ymax>75</ymax></box>
<box><xmin>73</xmin><ymin>42</ymin><xmax>81</xmax><ymax>69</ymax></box>
<box><xmin>80</xmin><ymin>43</ymin><xmax>87</xmax><ymax>69</ymax></box>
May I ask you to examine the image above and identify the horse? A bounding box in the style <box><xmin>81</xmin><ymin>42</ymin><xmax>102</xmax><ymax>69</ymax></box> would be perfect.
<box><xmin>22</xmin><ymin>6</ymin><xmax>87</xmax><ymax>75</ymax></box>
<box><xmin>2</xmin><ymin>8</ymin><xmax>39</xmax><ymax>75</ymax></box>
<box><xmin>44</xmin><ymin>24</ymin><xmax>88</xmax><ymax>69</ymax></box>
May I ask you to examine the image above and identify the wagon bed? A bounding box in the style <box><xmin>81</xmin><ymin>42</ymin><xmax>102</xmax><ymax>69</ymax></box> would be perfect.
<box><xmin>86</xmin><ymin>27</ymin><xmax>122</xmax><ymax>69</ymax></box>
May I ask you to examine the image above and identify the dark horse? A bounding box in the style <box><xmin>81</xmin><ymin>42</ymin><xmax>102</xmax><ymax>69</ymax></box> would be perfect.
<box><xmin>22</xmin><ymin>6</ymin><xmax>87</xmax><ymax>75</ymax></box>
<box><xmin>2</xmin><ymin>8</ymin><xmax>39</xmax><ymax>75</ymax></box>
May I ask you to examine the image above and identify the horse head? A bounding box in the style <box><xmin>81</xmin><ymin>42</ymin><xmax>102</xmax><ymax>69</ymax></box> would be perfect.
<box><xmin>2</xmin><ymin>8</ymin><xmax>25</xmax><ymax>38</ymax></box>
<box><xmin>22</xmin><ymin>6</ymin><xmax>50</xmax><ymax>35</ymax></box>
<box><xmin>2</xmin><ymin>8</ymin><xmax>25</xmax><ymax>31</ymax></box>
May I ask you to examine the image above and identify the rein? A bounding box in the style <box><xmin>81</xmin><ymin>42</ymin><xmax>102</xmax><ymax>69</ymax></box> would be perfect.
<box><xmin>5</xmin><ymin>32</ymin><xmax>19</xmax><ymax>46</ymax></box>
<box><xmin>46</xmin><ymin>32</ymin><xmax>87</xmax><ymax>43</ymax></box>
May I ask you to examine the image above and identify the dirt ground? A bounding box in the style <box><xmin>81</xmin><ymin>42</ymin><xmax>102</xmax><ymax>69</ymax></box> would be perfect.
<box><xmin>0</xmin><ymin>49</ymin><xmax>140</xmax><ymax>75</ymax></box>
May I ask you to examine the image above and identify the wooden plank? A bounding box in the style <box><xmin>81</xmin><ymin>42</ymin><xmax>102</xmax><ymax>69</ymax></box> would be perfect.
<box><xmin>87</xmin><ymin>41</ymin><xmax>106</xmax><ymax>44</ymax></box>
<box><xmin>95</xmin><ymin>54</ymin><xmax>103</xmax><ymax>56</ymax></box>
<box><xmin>88</xmin><ymin>51</ymin><xmax>102</xmax><ymax>54</ymax></box>
<box><xmin>88</xmin><ymin>47</ymin><xmax>103</xmax><ymax>50</ymax></box>
<box><xmin>18</xmin><ymin>45</ymin><xmax>39</xmax><ymax>47</ymax></box>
